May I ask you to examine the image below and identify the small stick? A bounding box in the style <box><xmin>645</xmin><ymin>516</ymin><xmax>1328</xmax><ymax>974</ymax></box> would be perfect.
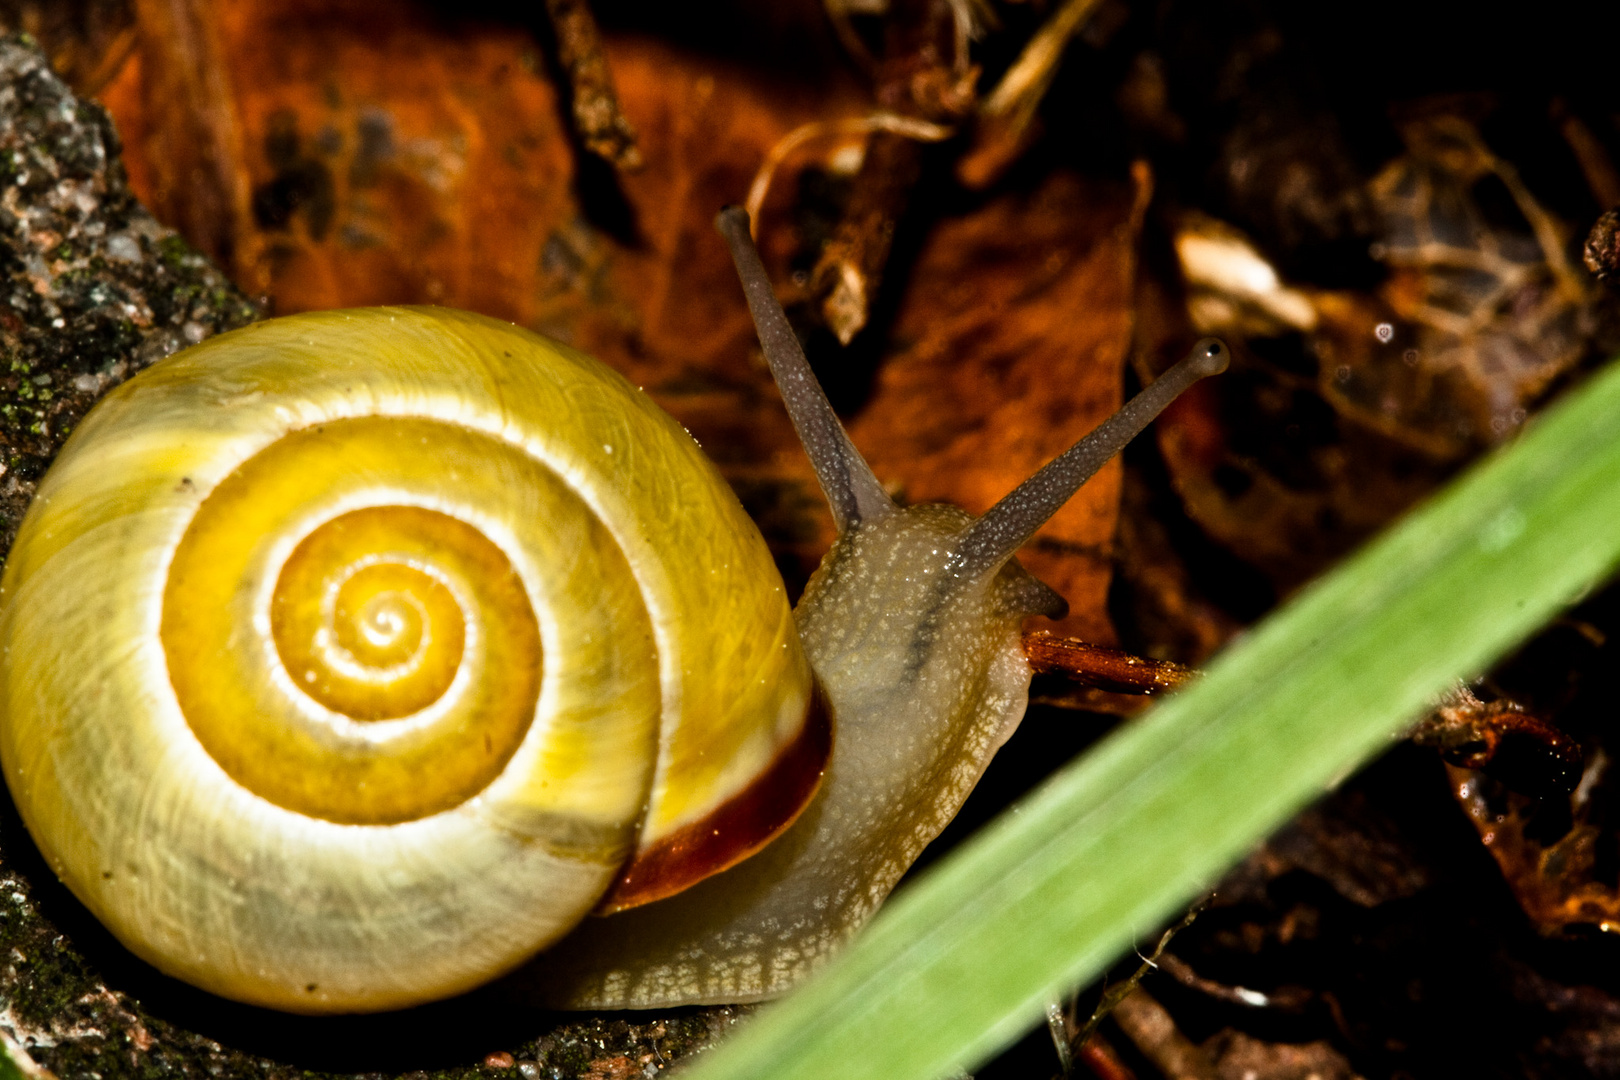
<box><xmin>542</xmin><ymin>0</ymin><xmax>642</xmax><ymax>171</ymax></box>
<box><xmin>808</xmin><ymin>0</ymin><xmax>968</xmax><ymax>343</ymax></box>
<box><xmin>1155</xmin><ymin>952</ymin><xmax>1311</xmax><ymax>1011</ymax></box>
<box><xmin>959</xmin><ymin>0</ymin><xmax>1106</xmax><ymax>188</ymax></box>
<box><xmin>1023</xmin><ymin>631</ymin><xmax>1194</xmax><ymax>697</ymax></box>
<box><xmin>1066</xmin><ymin>899</ymin><xmax>1208</xmax><ymax>1067</ymax></box>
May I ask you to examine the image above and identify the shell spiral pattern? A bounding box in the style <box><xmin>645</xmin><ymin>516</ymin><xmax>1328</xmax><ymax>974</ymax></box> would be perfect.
<box><xmin>0</xmin><ymin>308</ymin><xmax>816</xmax><ymax>1013</ymax></box>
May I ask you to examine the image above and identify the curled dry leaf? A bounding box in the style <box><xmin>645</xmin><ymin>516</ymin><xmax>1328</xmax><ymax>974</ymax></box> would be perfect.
<box><xmin>850</xmin><ymin>170</ymin><xmax>1145</xmax><ymax>641</ymax></box>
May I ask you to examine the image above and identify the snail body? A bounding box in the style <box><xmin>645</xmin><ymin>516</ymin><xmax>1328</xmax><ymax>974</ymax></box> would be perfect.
<box><xmin>523</xmin><ymin>502</ymin><xmax>1063</xmax><ymax>1008</ymax></box>
<box><xmin>0</xmin><ymin>306</ymin><xmax>819</xmax><ymax>1013</ymax></box>
<box><xmin>517</xmin><ymin>215</ymin><xmax>1226</xmax><ymax>1009</ymax></box>
<box><xmin>0</xmin><ymin>212</ymin><xmax>1225</xmax><ymax>1015</ymax></box>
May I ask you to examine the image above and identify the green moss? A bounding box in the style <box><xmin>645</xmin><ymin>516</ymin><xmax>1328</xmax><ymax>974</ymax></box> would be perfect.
<box><xmin>156</xmin><ymin>234</ymin><xmax>191</xmax><ymax>269</ymax></box>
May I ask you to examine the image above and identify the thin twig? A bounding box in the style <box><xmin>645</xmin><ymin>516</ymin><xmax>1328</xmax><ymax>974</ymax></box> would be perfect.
<box><xmin>744</xmin><ymin>113</ymin><xmax>955</xmax><ymax>236</ymax></box>
<box><xmin>809</xmin><ymin>0</ymin><xmax>971</xmax><ymax>344</ymax></box>
<box><xmin>1156</xmin><ymin>953</ymin><xmax>1312</xmax><ymax>1011</ymax></box>
<box><xmin>1067</xmin><ymin>897</ymin><xmax>1208</xmax><ymax>1058</ymax></box>
<box><xmin>959</xmin><ymin>0</ymin><xmax>1105</xmax><ymax>188</ymax></box>
<box><xmin>1110</xmin><ymin>988</ymin><xmax>1219</xmax><ymax>1080</ymax></box>
<box><xmin>542</xmin><ymin>0</ymin><xmax>642</xmax><ymax>170</ymax></box>
<box><xmin>1023</xmin><ymin>631</ymin><xmax>1195</xmax><ymax>697</ymax></box>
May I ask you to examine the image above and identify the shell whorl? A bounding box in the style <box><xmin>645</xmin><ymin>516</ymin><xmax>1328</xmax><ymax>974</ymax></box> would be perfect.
<box><xmin>0</xmin><ymin>307</ymin><xmax>817</xmax><ymax>1013</ymax></box>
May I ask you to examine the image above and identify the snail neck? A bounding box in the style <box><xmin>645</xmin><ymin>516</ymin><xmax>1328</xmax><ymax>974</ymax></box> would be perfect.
<box><xmin>504</xmin><ymin>505</ymin><xmax>1057</xmax><ymax>1009</ymax></box>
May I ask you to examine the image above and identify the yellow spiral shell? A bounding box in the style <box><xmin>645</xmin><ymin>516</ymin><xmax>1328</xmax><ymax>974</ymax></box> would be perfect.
<box><xmin>0</xmin><ymin>308</ymin><xmax>818</xmax><ymax>1013</ymax></box>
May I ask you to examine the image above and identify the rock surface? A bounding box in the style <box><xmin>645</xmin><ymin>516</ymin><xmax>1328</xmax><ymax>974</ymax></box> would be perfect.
<box><xmin>0</xmin><ymin>31</ymin><xmax>258</xmax><ymax>557</ymax></box>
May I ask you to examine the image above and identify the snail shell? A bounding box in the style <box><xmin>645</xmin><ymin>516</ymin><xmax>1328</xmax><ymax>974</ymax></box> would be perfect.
<box><xmin>0</xmin><ymin>307</ymin><xmax>824</xmax><ymax>1014</ymax></box>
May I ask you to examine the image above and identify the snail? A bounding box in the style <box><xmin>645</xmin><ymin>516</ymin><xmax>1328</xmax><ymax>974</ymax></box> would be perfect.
<box><xmin>0</xmin><ymin>207</ymin><xmax>1226</xmax><ymax>1015</ymax></box>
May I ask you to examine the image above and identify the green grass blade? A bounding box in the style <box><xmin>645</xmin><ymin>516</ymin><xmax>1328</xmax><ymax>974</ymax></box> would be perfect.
<box><xmin>0</xmin><ymin>1034</ymin><xmax>47</xmax><ymax>1080</ymax></box>
<box><xmin>682</xmin><ymin>358</ymin><xmax>1620</xmax><ymax>1080</ymax></box>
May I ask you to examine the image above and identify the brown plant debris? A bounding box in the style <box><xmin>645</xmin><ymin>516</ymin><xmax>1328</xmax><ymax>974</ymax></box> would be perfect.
<box><xmin>1022</xmin><ymin>630</ymin><xmax>1193</xmax><ymax>695</ymax></box>
<box><xmin>0</xmin><ymin>0</ymin><xmax>135</xmax><ymax>98</ymax></box>
<box><xmin>542</xmin><ymin>0</ymin><xmax>641</xmax><ymax>170</ymax></box>
<box><xmin>1412</xmin><ymin>684</ymin><xmax>1583</xmax><ymax>799</ymax></box>
<box><xmin>1156</xmin><ymin>952</ymin><xmax>1311</xmax><ymax>1012</ymax></box>
<box><xmin>1111</xmin><ymin>987</ymin><xmax>1220</xmax><ymax>1080</ymax></box>
<box><xmin>1449</xmin><ymin>754</ymin><xmax>1620</xmax><ymax>936</ymax></box>
<box><xmin>1023</xmin><ymin>629</ymin><xmax>1194</xmax><ymax>714</ymax></box>
<box><xmin>957</xmin><ymin>0</ymin><xmax>1107</xmax><ymax>190</ymax></box>
<box><xmin>128</xmin><ymin>0</ymin><xmax>255</xmax><ymax>276</ymax></box>
<box><xmin>1584</xmin><ymin>206</ymin><xmax>1620</xmax><ymax>283</ymax></box>
<box><xmin>1146</xmin><ymin>102</ymin><xmax>1611</xmax><ymax>593</ymax></box>
<box><xmin>1344</xmin><ymin>111</ymin><xmax>1594</xmax><ymax>450</ymax></box>
<box><xmin>807</xmin><ymin>0</ymin><xmax>973</xmax><ymax>343</ymax></box>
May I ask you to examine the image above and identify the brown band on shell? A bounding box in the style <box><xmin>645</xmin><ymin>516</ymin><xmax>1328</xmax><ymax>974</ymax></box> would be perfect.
<box><xmin>595</xmin><ymin>684</ymin><xmax>833</xmax><ymax>914</ymax></box>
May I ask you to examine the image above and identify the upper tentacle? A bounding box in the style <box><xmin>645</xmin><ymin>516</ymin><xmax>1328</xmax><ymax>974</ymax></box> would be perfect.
<box><xmin>950</xmin><ymin>338</ymin><xmax>1228</xmax><ymax>580</ymax></box>
<box><xmin>717</xmin><ymin>207</ymin><xmax>895</xmax><ymax>533</ymax></box>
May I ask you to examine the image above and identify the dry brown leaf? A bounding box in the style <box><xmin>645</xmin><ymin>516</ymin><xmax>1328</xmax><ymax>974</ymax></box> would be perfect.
<box><xmin>99</xmin><ymin>0</ymin><xmax>1137</xmax><ymax>639</ymax></box>
<box><xmin>855</xmin><ymin>172</ymin><xmax>1144</xmax><ymax>641</ymax></box>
